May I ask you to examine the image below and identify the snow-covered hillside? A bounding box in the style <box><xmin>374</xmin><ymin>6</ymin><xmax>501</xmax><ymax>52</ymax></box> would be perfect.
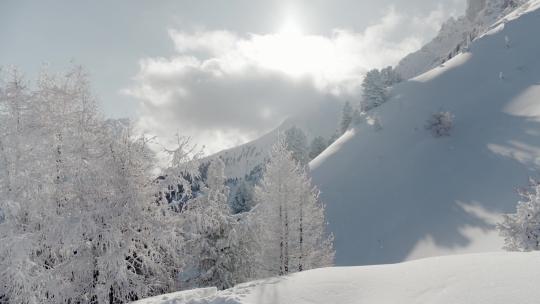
<box><xmin>395</xmin><ymin>0</ymin><xmax>528</xmax><ymax>80</ymax></box>
<box><xmin>134</xmin><ymin>252</ymin><xmax>540</xmax><ymax>304</ymax></box>
<box><xmin>311</xmin><ymin>0</ymin><xmax>540</xmax><ymax>266</ymax></box>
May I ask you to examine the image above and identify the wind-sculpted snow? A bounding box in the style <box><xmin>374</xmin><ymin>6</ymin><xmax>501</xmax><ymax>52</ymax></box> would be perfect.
<box><xmin>311</xmin><ymin>0</ymin><xmax>540</xmax><ymax>266</ymax></box>
<box><xmin>134</xmin><ymin>252</ymin><xmax>540</xmax><ymax>304</ymax></box>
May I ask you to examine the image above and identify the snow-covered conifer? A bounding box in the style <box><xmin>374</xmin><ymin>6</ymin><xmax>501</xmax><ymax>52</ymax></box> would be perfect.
<box><xmin>309</xmin><ymin>136</ymin><xmax>328</xmax><ymax>160</ymax></box>
<box><xmin>362</xmin><ymin>69</ymin><xmax>388</xmax><ymax>111</ymax></box>
<box><xmin>380</xmin><ymin>66</ymin><xmax>402</xmax><ymax>87</ymax></box>
<box><xmin>231</xmin><ymin>180</ymin><xmax>254</xmax><ymax>214</ymax></box>
<box><xmin>361</xmin><ymin>67</ymin><xmax>400</xmax><ymax>112</ymax></box>
<box><xmin>339</xmin><ymin>101</ymin><xmax>354</xmax><ymax>135</ymax></box>
<box><xmin>284</xmin><ymin>126</ymin><xmax>309</xmax><ymax>165</ymax></box>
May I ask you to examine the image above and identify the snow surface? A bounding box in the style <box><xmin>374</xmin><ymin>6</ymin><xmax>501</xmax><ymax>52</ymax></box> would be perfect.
<box><xmin>134</xmin><ymin>252</ymin><xmax>540</xmax><ymax>304</ymax></box>
<box><xmin>310</xmin><ymin>0</ymin><xmax>540</xmax><ymax>266</ymax></box>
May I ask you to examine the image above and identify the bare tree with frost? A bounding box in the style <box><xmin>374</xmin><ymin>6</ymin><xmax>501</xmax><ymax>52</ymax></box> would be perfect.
<box><xmin>425</xmin><ymin>111</ymin><xmax>454</xmax><ymax>137</ymax></box>
<box><xmin>0</xmin><ymin>67</ymin><xmax>185</xmax><ymax>303</ymax></box>
<box><xmin>252</xmin><ymin>139</ymin><xmax>334</xmax><ymax>278</ymax></box>
<box><xmin>498</xmin><ymin>180</ymin><xmax>540</xmax><ymax>251</ymax></box>
<box><xmin>181</xmin><ymin>159</ymin><xmax>255</xmax><ymax>290</ymax></box>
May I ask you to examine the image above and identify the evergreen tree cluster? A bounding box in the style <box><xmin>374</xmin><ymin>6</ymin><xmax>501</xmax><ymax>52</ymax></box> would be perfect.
<box><xmin>361</xmin><ymin>66</ymin><xmax>401</xmax><ymax>111</ymax></box>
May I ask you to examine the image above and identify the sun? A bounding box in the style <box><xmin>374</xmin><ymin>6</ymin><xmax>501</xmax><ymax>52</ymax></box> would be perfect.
<box><xmin>278</xmin><ymin>19</ymin><xmax>303</xmax><ymax>37</ymax></box>
<box><xmin>241</xmin><ymin>16</ymin><xmax>342</xmax><ymax>84</ymax></box>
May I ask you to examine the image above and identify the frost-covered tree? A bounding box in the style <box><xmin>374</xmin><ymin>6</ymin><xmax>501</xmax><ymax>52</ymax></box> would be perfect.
<box><xmin>328</xmin><ymin>102</ymin><xmax>359</xmax><ymax>148</ymax></box>
<box><xmin>425</xmin><ymin>111</ymin><xmax>454</xmax><ymax>137</ymax></box>
<box><xmin>0</xmin><ymin>67</ymin><xmax>185</xmax><ymax>303</ymax></box>
<box><xmin>182</xmin><ymin>159</ymin><xmax>254</xmax><ymax>290</ymax></box>
<box><xmin>327</xmin><ymin>131</ymin><xmax>341</xmax><ymax>147</ymax></box>
<box><xmin>0</xmin><ymin>68</ymin><xmax>31</xmax><ymax>205</ymax></box>
<box><xmin>498</xmin><ymin>180</ymin><xmax>540</xmax><ymax>251</ymax></box>
<box><xmin>352</xmin><ymin>108</ymin><xmax>364</xmax><ymax>125</ymax></box>
<box><xmin>309</xmin><ymin>136</ymin><xmax>328</xmax><ymax>160</ymax></box>
<box><xmin>158</xmin><ymin>134</ymin><xmax>202</xmax><ymax>211</ymax></box>
<box><xmin>339</xmin><ymin>101</ymin><xmax>354</xmax><ymax>135</ymax></box>
<box><xmin>231</xmin><ymin>180</ymin><xmax>254</xmax><ymax>214</ymax></box>
<box><xmin>380</xmin><ymin>66</ymin><xmax>402</xmax><ymax>87</ymax></box>
<box><xmin>252</xmin><ymin>139</ymin><xmax>334</xmax><ymax>277</ymax></box>
<box><xmin>284</xmin><ymin>126</ymin><xmax>309</xmax><ymax>165</ymax></box>
<box><xmin>362</xmin><ymin>69</ymin><xmax>387</xmax><ymax>111</ymax></box>
<box><xmin>361</xmin><ymin>67</ymin><xmax>400</xmax><ymax>111</ymax></box>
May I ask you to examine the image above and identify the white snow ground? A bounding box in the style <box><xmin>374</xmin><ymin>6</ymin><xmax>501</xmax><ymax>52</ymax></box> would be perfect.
<box><xmin>134</xmin><ymin>252</ymin><xmax>540</xmax><ymax>304</ymax></box>
<box><xmin>310</xmin><ymin>0</ymin><xmax>540</xmax><ymax>266</ymax></box>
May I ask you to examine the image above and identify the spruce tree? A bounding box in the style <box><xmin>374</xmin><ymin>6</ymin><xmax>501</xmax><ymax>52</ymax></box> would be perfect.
<box><xmin>339</xmin><ymin>101</ymin><xmax>353</xmax><ymax>135</ymax></box>
<box><xmin>309</xmin><ymin>136</ymin><xmax>328</xmax><ymax>160</ymax></box>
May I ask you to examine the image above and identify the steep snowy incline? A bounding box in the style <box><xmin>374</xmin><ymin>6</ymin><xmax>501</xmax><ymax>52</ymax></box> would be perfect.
<box><xmin>310</xmin><ymin>0</ymin><xmax>540</xmax><ymax>266</ymax></box>
<box><xmin>395</xmin><ymin>0</ymin><xmax>528</xmax><ymax>80</ymax></box>
<box><xmin>134</xmin><ymin>252</ymin><xmax>540</xmax><ymax>304</ymax></box>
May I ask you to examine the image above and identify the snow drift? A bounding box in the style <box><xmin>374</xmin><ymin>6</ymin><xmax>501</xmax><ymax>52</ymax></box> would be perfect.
<box><xmin>134</xmin><ymin>252</ymin><xmax>540</xmax><ymax>304</ymax></box>
<box><xmin>310</xmin><ymin>0</ymin><xmax>540</xmax><ymax>266</ymax></box>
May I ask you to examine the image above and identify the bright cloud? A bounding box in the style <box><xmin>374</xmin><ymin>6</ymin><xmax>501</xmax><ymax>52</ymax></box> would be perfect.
<box><xmin>125</xmin><ymin>6</ymin><xmax>461</xmax><ymax>155</ymax></box>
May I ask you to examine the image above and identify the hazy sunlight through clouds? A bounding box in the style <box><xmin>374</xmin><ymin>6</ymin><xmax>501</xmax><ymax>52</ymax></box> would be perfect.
<box><xmin>125</xmin><ymin>5</ymin><xmax>461</xmax><ymax>154</ymax></box>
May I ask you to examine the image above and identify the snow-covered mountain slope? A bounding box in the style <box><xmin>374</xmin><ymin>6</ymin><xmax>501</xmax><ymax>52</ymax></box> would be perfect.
<box><xmin>206</xmin><ymin>98</ymin><xmax>342</xmax><ymax>179</ymax></box>
<box><xmin>310</xmin><ymin>0</ymin><xmax>540</xmax><ymax>266</ymax></box>
<box><xmin>395</xmin><ymin>0</ymin><xmax>527</xmax><ymax>80</ymax></box>
<box><xmin>134</xmin><ymin>252</ymin><xmax>540</xmax><ymax>304</ymax></box>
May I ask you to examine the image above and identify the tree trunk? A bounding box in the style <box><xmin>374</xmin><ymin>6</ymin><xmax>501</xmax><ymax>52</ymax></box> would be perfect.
<box><xmin>284</xmin><ymin>206</ymin><xmax>289</xmax><ymax>275</ymax></box>
<box><xmin>279</xmin><ymin>205</ymin><xmax>284</xmax><ymax>276</ymax></box>
<box><xmin>299</xmin><ymin>204</ymin><xmax>303</xmax><ymax>272</ymax></box>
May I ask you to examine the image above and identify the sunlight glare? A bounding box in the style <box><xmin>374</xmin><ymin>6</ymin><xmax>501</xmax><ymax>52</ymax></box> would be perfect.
<box><xmin>279</xmin><ymin>19</ymin><xmax>303</xmax><ymax>37</ymax></box>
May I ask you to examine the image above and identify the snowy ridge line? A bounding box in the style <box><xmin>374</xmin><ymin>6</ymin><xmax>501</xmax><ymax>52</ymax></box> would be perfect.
<box><xmin>481</xmin><ymin>0</ymin><xmax>540</xmax><ymax>37</ymax></box>
<box><xmin>396</xmin><ymin>0</ymin><xmax>533</xmax><ymax>80</ymax></box>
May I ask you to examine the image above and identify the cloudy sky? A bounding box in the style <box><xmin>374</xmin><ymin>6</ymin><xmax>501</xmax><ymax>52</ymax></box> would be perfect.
<box><xmin>1</xmin><ymin>0</ymin><xmax>466</xmax><ymax>154</ymax></box>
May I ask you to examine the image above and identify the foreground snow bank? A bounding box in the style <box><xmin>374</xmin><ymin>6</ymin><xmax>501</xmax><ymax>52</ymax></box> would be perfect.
<box><xmin>132</xmin><ymin>288</ymin><xmax>218</xmax><ymax>304</ymax></box>
<box><xmin>134</xmin><ymin>252</ymin><xmax>540</xmax><ymax>304</ymax></box>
